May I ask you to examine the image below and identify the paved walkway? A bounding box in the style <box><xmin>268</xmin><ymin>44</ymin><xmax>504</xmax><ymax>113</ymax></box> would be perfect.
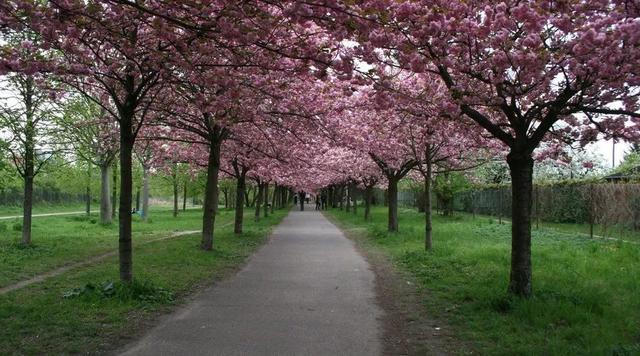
<box><xmin>0</xmin><ymin>211</ymin><xmax>86</xmax><ymax>220</ymax></box>
<box><xmin>121</xmin><ymin>206</ymin><xmax>383</xmax><ymax>356</ymax></box>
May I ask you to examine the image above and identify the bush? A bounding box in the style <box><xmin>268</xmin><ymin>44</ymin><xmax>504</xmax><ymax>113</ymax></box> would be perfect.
<box><xmin>0</xmin><ymin>223</ymin><xmax>7</xmax><ymax>232</ymax></box>
<box><xmin>12</xmin><ymin>222</ymin><xmax>22</xmax><ymax>231</ymax></box>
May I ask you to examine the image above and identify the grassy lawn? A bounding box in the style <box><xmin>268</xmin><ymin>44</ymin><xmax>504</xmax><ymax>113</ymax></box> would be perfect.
<box><xmin>0</xmin><ymin>207</ymin><xmax>217</xmax><ymax>288</ymax></box>
<box><xmin>458</xmin><ymin>211</ymin><xmax>640</xmax><ymax>243</ymax></box>
<box><xmin>0</xmin><ymin>207</ymin><xmax>288</xmax><ymax>354</ymax></box>
<box><xmin>327</xmin><ymin>206</ymin><xmax>640</xmax><ymax>355</ymax></box>
<box><xmin>0</xmin><ymin>203</ymin><xmax>88</xmax><ymax>217</ymax></box>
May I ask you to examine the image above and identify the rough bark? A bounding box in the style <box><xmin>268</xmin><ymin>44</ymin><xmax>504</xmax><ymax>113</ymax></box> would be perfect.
<box><xmin>118</xmin><ymin>111</ymin><xmax>134</xmax><ymax>282</ymax></box>
<box><xmin>387</xmin><ymin>177</ymin><xmax>399</xmax><ymax>232</ymax></box>
<box><xmin>21</xmin><ymin>78</ymin><xmax>35</xmax><ymax>246</ymax></box>
<box><xmin>506</xmin><ymin>151</ymin><xmax>534</xmax><ymax>297</ymax></box>
<box><xmin>85</xmin><ymin>164</ymin><xmax>92</xmax><ymax>216</ymax></box>
<box><xmin>263</xmin><ymin>183</ymin><xmax>269</xmax><ymax>218</ymax></box>
<box><xmin>255</xmin><ymin>181</ymin><xmax>264</xmax><ymax>221</ymax></box>
<box><xmin>22</xmin><ymin>174</ymin><xmax>34</xmax><ymax>245</ymax></box>
<box><xmin>201</xmin><ymin>139</ymin><xmax>222</xmax><ymax>251</ymax></box>
<box><xmin>234</xmin><ymin>172</ymin><xmax>246</xmax><ymax>234</ymax></box>
<box><xmin>271</xmin><ymin>184</ymin><xmax>276</xmax><ymax>214</ymax></box>
<box><xmin>100</xmin><ymin>164</ymin><xmax>112</xmax><ymax>224</ymax></box>
<box><xmin>183</xmin><ymin>180</ymin><xmax>187</xmax><ymax>212</ymax></box>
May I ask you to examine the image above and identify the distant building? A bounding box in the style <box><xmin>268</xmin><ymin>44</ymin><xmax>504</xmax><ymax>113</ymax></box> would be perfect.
<box><xmin>603</xmin><ymin>165</ymin><xmax>640</xmax><ymax>182</ymax></box>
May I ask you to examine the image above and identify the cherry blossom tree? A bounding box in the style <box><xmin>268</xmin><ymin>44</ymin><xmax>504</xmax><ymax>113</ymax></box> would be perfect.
<box><xmin>302</xmin><ymin>0</ymin><xmax>640</xmax><ymax>297</ymax></box>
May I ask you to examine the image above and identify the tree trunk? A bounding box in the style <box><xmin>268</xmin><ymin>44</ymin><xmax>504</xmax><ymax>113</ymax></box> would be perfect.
<box><xmin>118</xmin><ymin>114</ymin><xmax>134</xmax><ymax>282</ymax></box>
<box><xmin>21</xmin><ymin>78</ymin><xmax>35</xmax><ymax>246</ymax></box>
<box><xmin>352</xmin><ymin>184</ymin><xmax>357</xmax><ymax>215</ymax></box>
<box><xmin>271</xmin><ymin>184</ymin><xmax>276</xmax><ymax>214</ymax></box>
<box><xmin>506</xmin><ymin>151</ymin><xmax>534</xmax><ymax>297</ymax></box>
<box><xmin>345</xmin><ymin>184</ymin><xmax>351</xmax><ymax>212</ymax></box>
<box><xmin>223</xmin><ymin>188</ymin><xmax>228</xmax><ymax>209</ymax></box>
<box><xmin>142</xmin><ymin>166</ymin><xmax>150</xmax><ymax>222</ymax></box>
<box><xmin>201</xmin><ymin>141</ymin><xmax>221</xmax><ymax>251</ymax></box>
<box><xmin>364</xmin><ymin>185</ymin><xmax>372</xmax><ymax>221</ymax></box>
<box><xmin>255</xmin><ymin>182</ymin><xmax>264</xmax><ymax>221</ymax></box>
<box><xmin>22</xmin><ymin>174</ymin><xmax>34</xmax><ymax>245</ymax></box>
<box><xmin>85</xmin><ymin>164</ymin><xmax>92</xmax><ymax>216</ymax></box>
<box><xmin>100</xmin><ymin>164</ymin><xmax>112</xmax><ymax>224</ymax></box>
<box><xmin>183</xmin><ymin>180</ymin><xmax>187</xmax><ymax>211</ymax></box>
<box><xmin>135</xmin><ymin>189</ymin><xmax>140</xmax><ymax>211</ymax></box>
<box><xmin>299</xmin><ymin>191</ymin><xmax>305</xmax><ymax>211</ymax></box>
<box><xmin>245</xmin><ymin>186</ymin><xmax>251</xmax><ymax>207</ymax></box>
<box><xmin>263</xmin><ymin>183</ymin><xmax>269</xmax><ymax>218</ymax></box>
<box><xmin>172</xmin><ymin>170</ymin><xmax>178</xmax><ymax>218</ymax></box>
<box><xmin>424</xmin><ymin>158</ymin><xmax>433</xmax><ymax>251</ymax></box>
<box><xmin>251</xmin><ymin>186</ymin><xmax>258</xmax><ymax>208</ymax></box>
<box><xmin>112</xmin><ymin>162</ymin><xmax>117</xmax><ymax>220</ymax></box>
<box><xmin>388</xmin><ymin>177</ymin><xmax>399</xmax><ymax>232</ymax></box>
<box><xmin>234</xmin><ymin>173</ymin><xmax>246</xmax><ymax>234</ymax></box>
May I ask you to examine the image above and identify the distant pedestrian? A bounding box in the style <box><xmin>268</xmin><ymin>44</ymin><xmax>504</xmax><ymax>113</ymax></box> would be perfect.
<box><xmin>315</xmin><ymin>196</ymin><xmax>321</xmax><ymax>210</ymax></box>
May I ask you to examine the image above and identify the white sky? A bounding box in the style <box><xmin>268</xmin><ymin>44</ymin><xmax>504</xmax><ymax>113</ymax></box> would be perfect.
<box><xmin>585</xmin><ymin>139</ymin><xmax>631</xmax><ymax>169</ymax></box>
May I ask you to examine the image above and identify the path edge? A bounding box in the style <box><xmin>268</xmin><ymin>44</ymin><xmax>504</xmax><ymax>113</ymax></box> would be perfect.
<box><xmin>322</xmin><ymin>211</ymin><xmax>468</xmax><ymax>356</ymax></box>
<box><xmin>111</xmin><ymin>210</ymin><xmax>292</xmax><ymax>355</ymax></box>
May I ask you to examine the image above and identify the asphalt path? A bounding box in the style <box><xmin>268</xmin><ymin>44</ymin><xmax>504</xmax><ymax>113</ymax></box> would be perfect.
<box><xmin>121</xmin><ymin>205</ymin><xmax>383</xmax><ymax>356</ymax></box>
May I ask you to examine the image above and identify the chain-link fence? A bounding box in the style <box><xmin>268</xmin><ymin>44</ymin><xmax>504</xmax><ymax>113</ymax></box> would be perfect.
<box><xmin>0</xmin><ymin>187</ymin><xmax>86</xmax><ymax>206</ymax></box>
<box><xmin>454</xmin><ymin>182</ymin><xmax>640</xmax><ymax>232</ymax></box>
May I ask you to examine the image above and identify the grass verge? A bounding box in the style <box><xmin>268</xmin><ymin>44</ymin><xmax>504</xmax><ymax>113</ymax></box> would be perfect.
<box><xmin>0</xmin><ymin>208</ymin><xmax>221</xmax><ymax>288</ymax></box>
<box><xmin>327</xmin><ymin>206</ymin><xmax>640</xmax><ymax>355</ymax></box>
<box><xmin>0</xmin><ymin>208</ymin><xmax>288</xmax><ymax>354</ymax></box>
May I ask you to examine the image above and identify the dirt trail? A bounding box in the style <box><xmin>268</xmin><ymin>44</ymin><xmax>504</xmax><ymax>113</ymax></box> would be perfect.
<box><xmin>0</xmin><ymin>229</ymin><xmax>206</xmax><ymax>295</ymax></box>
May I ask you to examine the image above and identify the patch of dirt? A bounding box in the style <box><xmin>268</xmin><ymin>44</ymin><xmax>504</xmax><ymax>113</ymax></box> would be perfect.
<box><xmin>324</xmin><ymin>213</ymin><xmax>472</xmax><ymax>355</ymax></box>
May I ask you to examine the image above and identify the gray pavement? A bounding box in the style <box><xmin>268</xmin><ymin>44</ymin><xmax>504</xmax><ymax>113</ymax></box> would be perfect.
<box><xmin>121</xmin><ymin>205</ymin><xmax>383</xmax><ymax>356</ymax></box>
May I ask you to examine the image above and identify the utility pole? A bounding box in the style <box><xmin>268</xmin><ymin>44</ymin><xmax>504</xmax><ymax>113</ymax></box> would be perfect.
<box><xmin>612</xmin><ymin>140</ymin><xmax>616</xmax><ymax>169</ymax></box>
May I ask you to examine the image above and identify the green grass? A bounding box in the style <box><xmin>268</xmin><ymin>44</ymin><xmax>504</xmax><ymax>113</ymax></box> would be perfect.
<box><xmin>328</xmin><ymin>206</ymin><xmax>640</xmax><ymax>355</ymax></box>
<box><xmin>459</xmin><ymin>211</ymin><xmax>640</xmax><ymax>243</ymax></box>
<box><xmin>0</xmin><ymin>207</ymin><xmax>218</xmax><ymax>288</ymax></box>
<box><xmin>0</xmin><ymin>203</ymin><xmax>88</xmax><ymax>217</ymax></box>
<box><xmin>0</xmin><ymin>207</ymin><xmax>288</xmax><ymax>355</ymax></box>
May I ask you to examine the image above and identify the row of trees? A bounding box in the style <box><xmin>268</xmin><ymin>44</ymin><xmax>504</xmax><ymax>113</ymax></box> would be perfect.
<box><xmin>1</xmin><ymin>1</ymin><xmax>638</xmax><ymax>299</ymax></box>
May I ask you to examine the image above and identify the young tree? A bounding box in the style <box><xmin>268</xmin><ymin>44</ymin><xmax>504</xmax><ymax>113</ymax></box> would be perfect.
<box><xmin>0</xmin><ymin>73</ymin><xmax>57</xmax><ymax>245</ymax></box>
<box><xmin>56</xmin><ymin>97</ymin><xmax>119</xmax><ymax>224</ymax></box>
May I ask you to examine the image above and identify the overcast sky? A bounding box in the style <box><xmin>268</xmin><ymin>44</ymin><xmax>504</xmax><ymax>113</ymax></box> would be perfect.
<box><xmin>586</xmin><ymin>139</ymin><xmax>631</xmax><ymax>169</ymax></box>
